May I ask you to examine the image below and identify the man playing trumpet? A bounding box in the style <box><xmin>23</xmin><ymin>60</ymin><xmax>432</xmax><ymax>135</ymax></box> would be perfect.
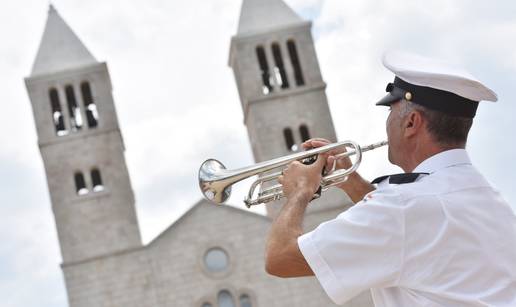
<box><xmin>265</xmin><ymin>51</ymin><xmax>516</xmax><ymax>306</ymax></box>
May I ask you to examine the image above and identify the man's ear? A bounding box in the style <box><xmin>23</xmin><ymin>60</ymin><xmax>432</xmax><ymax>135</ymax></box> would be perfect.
<box><xmin>404</xmin><ymin>110</ymin><xmax>423</xmax><ymax>137</ymax></box>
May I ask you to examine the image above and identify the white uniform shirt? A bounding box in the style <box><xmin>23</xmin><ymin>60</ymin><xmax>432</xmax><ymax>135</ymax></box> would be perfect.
<box><xmin>298</xmin><ymin>149</ymin><xmax>516</xmax><ymax>306</ymax></box>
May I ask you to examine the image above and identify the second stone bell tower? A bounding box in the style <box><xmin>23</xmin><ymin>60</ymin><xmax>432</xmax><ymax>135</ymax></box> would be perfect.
<box><xmin>229</xmin><ymin>0</ymin><xmax>350</xmax><ymax>218</ymax></box>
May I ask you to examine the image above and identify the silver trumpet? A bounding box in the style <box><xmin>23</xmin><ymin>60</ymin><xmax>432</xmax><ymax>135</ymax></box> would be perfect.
<box><xmin>198</xmin><ymin>140</ymin><xmax>387</xmax><ymax>208</ymax></box>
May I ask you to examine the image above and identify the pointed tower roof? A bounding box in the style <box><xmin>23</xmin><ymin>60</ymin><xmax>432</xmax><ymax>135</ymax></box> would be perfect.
<box><xmin>236</xmin><ymin>0</ymin><xmax>304</xmax><ymax>35</ymax></box>
<box><xmin>30</xmin><ymin>5</ymin><xmax>97</xmax><ymax>76</ymax></box>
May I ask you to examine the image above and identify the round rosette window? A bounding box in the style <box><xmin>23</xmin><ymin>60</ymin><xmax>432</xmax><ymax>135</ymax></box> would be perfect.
<box><xmin>204</xmin><ymin>247</ymin><xmax>229</xmax><ymax>273</ymax></box>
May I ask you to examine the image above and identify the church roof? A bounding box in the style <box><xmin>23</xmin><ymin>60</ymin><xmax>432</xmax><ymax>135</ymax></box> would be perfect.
<box><xmin>236</xmin><ymin>0</ymin><xmax>304</xmax><ymax>35</ymax></box>
<box><xmin>30</xmin><ymin>5</ymin><xmax>98</xmax><ymax>76</ymax></box>
<box><xmin>147</xmin><ymin>199</ymin><xmax>270</xmax><ymax>247</ymax></box>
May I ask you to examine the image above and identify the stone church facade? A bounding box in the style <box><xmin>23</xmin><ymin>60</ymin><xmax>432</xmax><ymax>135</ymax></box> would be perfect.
<box><xmin>24</xmin><ymin>1</ymin><xmax>373</xmax><ymax>306</ymax></box>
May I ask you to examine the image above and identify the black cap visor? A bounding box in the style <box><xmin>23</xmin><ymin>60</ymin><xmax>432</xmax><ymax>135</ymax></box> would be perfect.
<box><xmin>375</xmin><ymin>83</ymin><xmax>406</xmax><ymax>106</ymax></box>
<box><xmin>375</xmin><ymin>77</ymin><xmax>479</xmax><ymax>118</ymax></box>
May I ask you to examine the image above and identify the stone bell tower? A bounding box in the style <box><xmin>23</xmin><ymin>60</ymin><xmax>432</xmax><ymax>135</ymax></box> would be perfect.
<box><xmin>24</xmin><ymin>5</ymin><xmax>142</xmax><ymax>264</ymax></box>
<box><xmin>229</xmin><ymin>0</ymin><xmax>349</xmax><ymax>218</ymax></box>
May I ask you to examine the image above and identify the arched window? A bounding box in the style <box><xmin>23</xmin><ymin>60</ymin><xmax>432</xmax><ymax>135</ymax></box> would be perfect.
<box><xmin>299</xmin><ymin>124</ymin><xmax>310</xmax><ymax>142</ymax></box>
<box><xmin>271</xmin><ymin>43</ymin><xmax>289</xmax><ymax>89</ymax></box>
<box><xmin>81</xmin><ymin>82</ymin><xmax>99</xmax><ymax>128</ymax></box>
<box><xmin>91</xmin><ymin>168</ymin><xmax>104</xmax><ymax>192</ymax></box>
<box><xmin>287</xmin><ymin>40</ymin><xmax>305</xmax><ymax>86</ymax></box>
<box><xmin>283</xmin><ymin>128</ymin><xmax>297</xmax><ymax>151</ymax></box>
<box><xmin>48</xmin><ymin>88</ymin><xmax>66</xmax><ymax>136</ymax></box>
<box><xmin>217</xmin><ymin>290</ymin><xmax>235</xmax><ymax>307</ymax></box>
<box><xmin>74</xmin><ymin>172</ymin><xmax>88</xmax><ymax>195</ymax></box>
<box><xmin>239</xmin><ymin>294</ymin><xmax>252</xmax><ymax>307</ymax></box>
<box><xmin>256</xmin><ymin>46</ymin><xmax>273</xmax><ymax>94</ymax></box>
<box><xmin>65</xmin><ymin>85</ymin><xmax>83</xmax><ymax>131</ymax></box>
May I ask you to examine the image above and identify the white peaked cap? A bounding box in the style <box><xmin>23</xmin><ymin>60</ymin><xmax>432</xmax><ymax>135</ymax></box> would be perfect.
<box><xmin>377</xmin><ymin>51</ymin><xmax>498</xmax><ymax>118</ymax></box>
<box><xmin>383</xmin><ymin>51</ymin><xmax>498</xmax><ymax>102</ymax></box>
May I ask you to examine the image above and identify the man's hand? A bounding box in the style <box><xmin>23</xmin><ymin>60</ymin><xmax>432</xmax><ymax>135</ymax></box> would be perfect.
<box><xmin>302</xmin><ymin>138</ymin><xmax>352</xmax><ymax>172</ymax></box>
<box><xmin>277</xmin><ymin>152</ymin><xmax>327</xmax><ymax>203</ymax></box>
<box><xmin>301</xmin><ymin>138</ymin><xmax>375</xmax><ymax>203</ymax></box>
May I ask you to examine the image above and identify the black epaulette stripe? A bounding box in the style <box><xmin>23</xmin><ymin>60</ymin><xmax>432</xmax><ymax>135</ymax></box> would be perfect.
<box><xmin>371</xmin><ymin>172</ymin><xmax>429</xmax><ymax>185</ymax></box>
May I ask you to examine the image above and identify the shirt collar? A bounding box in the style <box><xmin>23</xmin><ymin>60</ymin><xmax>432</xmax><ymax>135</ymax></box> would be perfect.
<box><xmin>413</xmin><ymin>149</ymin><xmax>471</xmax><ymax>174</ymax></box>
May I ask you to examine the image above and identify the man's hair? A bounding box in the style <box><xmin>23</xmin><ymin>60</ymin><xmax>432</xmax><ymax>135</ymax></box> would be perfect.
<box><xmin>399</xmin><ymin>100</ymin><xmax>473</xmax><ymax>147</ymax></box>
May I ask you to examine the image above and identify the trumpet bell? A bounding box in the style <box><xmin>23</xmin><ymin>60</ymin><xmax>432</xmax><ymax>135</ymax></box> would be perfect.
<box><xmin>199</xmin><ymin>159</ymin><xmax>232</xmax><ymax>204</ymax></box>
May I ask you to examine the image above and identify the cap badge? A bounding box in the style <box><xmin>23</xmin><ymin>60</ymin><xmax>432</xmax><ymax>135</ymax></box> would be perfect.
<box><xmin>405</xmin><ymin>92</ymin><xmax>413</xmax><ymax>101</ymax></box>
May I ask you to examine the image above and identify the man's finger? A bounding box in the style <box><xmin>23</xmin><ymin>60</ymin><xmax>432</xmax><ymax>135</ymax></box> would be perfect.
<box><xmin>314</xmin><ymin>153</ymin><xmax>328</xmax><ymax>171</ymax></box>
<box><xmin>303</xmin><ymin>139</ymin><xmax>331</xmax><ymax>150</ymax></box>
<box><xmin>309</xmin><ymin>137</ymin><xmax>331</xmax><ymax>142</ymax></box>
<box><xmin>304</xmin><ymin>138</ymin><xmax>330</xmax><ymax>145</ymax></box>
<box><xmin>302</xmin><ymin>142</ymin><xmax>311</xmax><ymax>150</ymax></box>
<box><xmin>311</xmin><ymin>140</ymin><xmax>330</xmax><ymax>147</ymax></box>
<box><xmin>326</xmin><ymin>156</ymin><xmax>336</xmax><ymax>172</ymax></box>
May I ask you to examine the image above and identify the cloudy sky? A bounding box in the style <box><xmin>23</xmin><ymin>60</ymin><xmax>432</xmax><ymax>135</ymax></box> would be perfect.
<box><xmin>1</xmin><ymin>0</ymin><xmax>516</xmax><ymax>306</ymax></box>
